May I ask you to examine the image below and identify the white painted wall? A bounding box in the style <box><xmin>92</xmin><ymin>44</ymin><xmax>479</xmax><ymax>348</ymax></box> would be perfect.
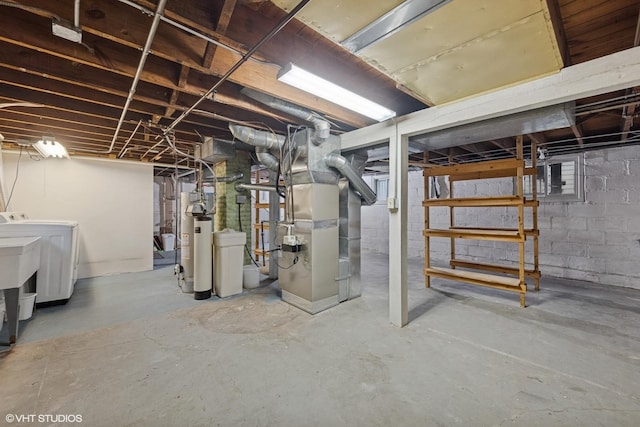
<box><xmin>362</xmin><ymin>145</ymin><xmax>640</xmax><ymax>290</ymax></box>
<box><xmin>1</xmin><ymin>152</ymin><xmax>153</xmax><ymax>278</ymax></box>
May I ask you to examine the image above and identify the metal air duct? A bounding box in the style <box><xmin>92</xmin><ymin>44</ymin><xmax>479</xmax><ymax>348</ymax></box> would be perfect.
<box><xmin>242</xmin><ymin>88</ymin><xmax>330</xmax><ymax>144</ymax></box>
<box><xmin>324</xmin><ymin>152</ymin><xmax>377</xmax><ymax>206</ymax></box>
<box><xmin>229</xmin><ymin>124</ymin><xmax>285</xmax><ymax>150</ymax></box>
<box><xmin>255</xmin><ymin>147</ymin><xmax>280</xmax><ymax>172</ymax></box>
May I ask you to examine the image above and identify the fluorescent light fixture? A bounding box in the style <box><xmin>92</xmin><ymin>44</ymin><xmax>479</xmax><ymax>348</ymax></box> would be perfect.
<box><xmin>33</xmin><ymin>138</ymin><xmax>70</xmax><ymax>159</ymax></box>
<box><xmin>341</xmin><ymin>0</ymin><xmax>452</xmax><ymax>53</ymax></box>
<box><xmin>278</xmin><ymin>64</ymin><xmax>396</xmax><ymax>122</ymax></box>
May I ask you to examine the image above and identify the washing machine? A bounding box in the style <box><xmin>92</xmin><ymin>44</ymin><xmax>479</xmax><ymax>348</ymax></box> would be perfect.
<box><xmin>0</xmin><ymin>212</ymin><xmax>80</xmax><ymax>305</ymax></box>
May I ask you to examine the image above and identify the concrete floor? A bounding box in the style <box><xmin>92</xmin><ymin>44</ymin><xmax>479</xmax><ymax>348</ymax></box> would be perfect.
<box><xmin>1</xmin><ymin>250</ymin><xmax>639</xmax><ymax>426</ymax></box>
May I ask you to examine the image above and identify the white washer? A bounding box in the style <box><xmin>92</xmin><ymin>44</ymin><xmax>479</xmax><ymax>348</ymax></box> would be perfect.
<box><xmin>0</xmin><ymin>212</ymin><xmax>80</xmax><ymax>305</ymax></box>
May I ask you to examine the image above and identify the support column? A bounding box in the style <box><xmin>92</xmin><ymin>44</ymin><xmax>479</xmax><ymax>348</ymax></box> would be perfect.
<box><xmin>389</xmin><ymin>128</ymin><xmax>408</xmax><ymax>327</ymax></box>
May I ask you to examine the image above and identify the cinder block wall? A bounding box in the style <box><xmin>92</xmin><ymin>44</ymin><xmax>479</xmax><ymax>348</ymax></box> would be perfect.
<box><xmin>361</xmin><ymin>145</ymin><xmax>640</xmax><ymax>289</ymax></box>
<box><xmin>215</xmin><ymin>151</ymin><xmax>253</xmax><ymax>264</ymax></box>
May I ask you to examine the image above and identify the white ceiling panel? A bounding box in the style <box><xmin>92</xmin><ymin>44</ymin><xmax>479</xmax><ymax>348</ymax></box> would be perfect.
<box><xmin>272</xmin><ymin>0</ymin><xmax>563</xmax><ymax>106</ymax></box>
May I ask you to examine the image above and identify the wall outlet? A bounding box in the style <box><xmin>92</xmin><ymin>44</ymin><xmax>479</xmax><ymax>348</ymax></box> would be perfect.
<box><xmin>236</xmin><ymin>194</ymin><xmax>247</xmax><ymax>204</ymax></box>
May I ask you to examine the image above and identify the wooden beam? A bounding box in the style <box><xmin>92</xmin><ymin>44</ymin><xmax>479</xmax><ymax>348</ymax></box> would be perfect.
<box><xmin>489</xmin><ymin>138</ymin><xmax>516</xmax><ymax>156</ymax></box>
<box><xmin>571</xmin><ymin>123</ymin><xmax>585</xmax><ymax>145</ymax></box>
<box><xmin>0</xmin><ymin>2</ymin><xmax>370</xmax><ymax>127</ymax></box>
<box><xmin>621</xmin><ymin>90</ymin><xmax>638</xmax><ymax>142</ymax></box>
<box><xmin>203</xmin><ymin>0</ymin><xmax>238</xmax><ymax>69</ymax></box>
<box><xmin>621</xmin><ymin>8</ymin><xmax>640</xmax><ymax>142</ymax></box>
<box><xmin>527</xmin><ymin>133</ymin><xmax>547</xmax><ymax>146</ymax></box>
<box><xmin>545</xmin><ymin>0</ymin><xmax>571</xmax><ymax>67</ymax></box>
<box><xmin>0</xmin><ymin>48</ymin><xmax>294</xmax><ymax>127</ymax></box>
<box><xmin>166</xmin><ymin>64</ymin><xmax>190</xmax><ymax>118</ymax></box>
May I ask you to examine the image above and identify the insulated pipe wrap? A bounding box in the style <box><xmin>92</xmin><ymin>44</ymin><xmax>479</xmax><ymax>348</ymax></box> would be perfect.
<box><xmin>324</xmin><ymin>152</ymin><xmax>377</xmax><ymax>206</ymax></box>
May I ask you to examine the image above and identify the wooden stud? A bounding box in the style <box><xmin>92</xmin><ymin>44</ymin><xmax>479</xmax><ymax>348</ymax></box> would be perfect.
<box><xmin>516</xmin><ymin>135</ymin><xmax>527</xmax><ymax>306</ymax></box>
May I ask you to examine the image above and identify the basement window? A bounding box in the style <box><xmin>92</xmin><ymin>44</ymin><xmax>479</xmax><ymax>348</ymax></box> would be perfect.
<box><xmin>375</xmin><ymin>177</ymin><xmax>389</xmax><ymax>203</ymax></box>
<box><xmin>519</xmin><ymin>154</ymin><xmax>584</xmax><ymax>201</ymax></box>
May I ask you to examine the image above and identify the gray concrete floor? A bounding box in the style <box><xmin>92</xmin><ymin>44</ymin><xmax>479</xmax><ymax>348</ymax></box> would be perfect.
<box><xmin>1</xmin><ymin>250</ymin><xmax>639</xmax><ymax>426</ymax></box>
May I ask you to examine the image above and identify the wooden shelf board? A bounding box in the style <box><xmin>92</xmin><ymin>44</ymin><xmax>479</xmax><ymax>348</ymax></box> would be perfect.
<box><xmin>255</xmin><ymin>203</ymin><xmax>285</xmax><ymax>208</ymax></box>
<box><xmin>449</xmin><ymin>259</ymin><xmax>541</xmax><ymax>278</ymax></box>
<box><xmin>449</xmin><ymin>167</ymin><xmax>536</xmax><ymax>182</ymax></box>
<box><xmin>423</xmin><ymin>158</ymin><xmax>524</xmax><ymax>177</ymax></box>
<box><xmin>425</xmin><ymin>267</ymin><xmax>523</xmax><ymax>292</ymax></box>
<box><xmin>423</xmin><ymin>196</ymin><xmax>524</xmax><ymax>207</ymax></box>
<box><xmin>423</xmin><ymin>228</ymin><xmax>523</xmax><ymax>242</ymax></box>
<box><xmin>450</xmin><ymin>226</ymin><xmax>539</xmax><ymax>237</ymax></box>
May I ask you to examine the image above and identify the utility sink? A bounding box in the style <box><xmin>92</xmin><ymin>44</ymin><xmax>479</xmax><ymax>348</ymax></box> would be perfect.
<box><xmin>0</xmin><ymin>236</ymin><xmax>41</xmax><ymax>289</ymax></box>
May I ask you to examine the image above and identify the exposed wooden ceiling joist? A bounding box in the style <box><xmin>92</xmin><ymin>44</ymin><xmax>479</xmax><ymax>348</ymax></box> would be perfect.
<box><xmin>0</xmin><ymin>0</ymin><xmax>638</xmax><ymax>166</ymax></box>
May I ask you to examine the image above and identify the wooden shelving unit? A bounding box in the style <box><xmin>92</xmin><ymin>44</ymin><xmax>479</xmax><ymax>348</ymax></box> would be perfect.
<box><xmin>251</xmin><ymin>169</ymin><xmax>284</xmax><ymax>264</ymax></box>
<box><xmin>422</xmin><ymin>136</ymin><xmax>540</xmax><ymax>307</ymax></box>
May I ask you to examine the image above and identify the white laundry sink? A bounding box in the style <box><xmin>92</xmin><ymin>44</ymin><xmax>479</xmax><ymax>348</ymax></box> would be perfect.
<box><xmin>0</xmin><ymin>236</ymin><xmax>41</xmax><ymax>289</ymax></box>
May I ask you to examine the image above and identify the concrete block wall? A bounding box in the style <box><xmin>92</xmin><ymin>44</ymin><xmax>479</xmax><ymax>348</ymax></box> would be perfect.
<box><xmin>215</xmin><ymin>151</ymin><xmax>253</xmax><ymax>264</ymax></box>
<box><xmin>361</xmin><ymin>145</ymin><xmax>640</xmax><ymax>289</ymax></box>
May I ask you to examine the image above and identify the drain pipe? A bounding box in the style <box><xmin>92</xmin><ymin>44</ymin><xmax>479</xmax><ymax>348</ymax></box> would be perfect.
<box><xmin>242</xmin><ymin>88</ymin><xmax>330</xmax><ymax>144</ymax></box>
<box><xmin>325</xmin><ymin>152</ymin><xmax>377</xmax><ymax>206</ymax></box>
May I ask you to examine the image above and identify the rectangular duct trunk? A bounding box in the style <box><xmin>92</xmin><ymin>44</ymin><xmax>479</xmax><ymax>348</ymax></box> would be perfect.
<box><xmin>200</xmin><ymin>137</ymin><xmax>236</xmax><ymax>163</ymax></box>
<box><xmin>409</xmin><ymin>102</ymin><xmax>575</xmax><ymax>151</ymax></box>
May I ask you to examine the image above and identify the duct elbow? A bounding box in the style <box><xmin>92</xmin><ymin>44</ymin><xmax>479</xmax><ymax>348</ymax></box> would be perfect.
<box><xmin>324</xmin><ymin>152</ymin><xmax>346</xmax><ymax>169</ymax></box>
<box><xmin>311</xmin><ymin>118</ymin><xmax>331</xmax><ymax>145</ymax></box>
<box><xmin>325</xmin><ymin>153</ymin><xmax>377</xmax><ymax>206</ymax></box>
<box><xmin>241</xmin><ymin>88</ymin><xmax>331</xmax><ymax>145</ymax></box>
<box><xmin>256</xmin><ymin>147</ymin><xmax>280</xmax><ymax>172</ymax></box>
<box><xmin>228</xmin><ymin>124</ymin><xmax>285</xmax><ymax>150</ymax></box>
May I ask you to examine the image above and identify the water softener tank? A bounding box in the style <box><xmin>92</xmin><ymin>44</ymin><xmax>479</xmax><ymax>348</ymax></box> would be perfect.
<box><xmin>193</xmin><ymin>216</ymin><xmax>213</xmax><ymax>300</ymax></box>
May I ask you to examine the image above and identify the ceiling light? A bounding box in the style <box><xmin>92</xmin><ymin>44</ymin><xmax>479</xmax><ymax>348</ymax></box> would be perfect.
<box><xmin>341</xmin><ymin>0</ymin><xmax>452</xmax><ymax>53</ymax></box>
<box><xmin>278</xmin><ymin>64</ymin><xmax>396</xmax><ymax>122</ymax></box>
<box><xmin>33</xmin><ymin>138</ymin><xmax>70</xmax><ymax>159</ymax></box>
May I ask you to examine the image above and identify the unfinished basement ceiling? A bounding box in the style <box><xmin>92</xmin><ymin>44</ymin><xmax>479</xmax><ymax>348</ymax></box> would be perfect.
<box><xmin>0</xmin><ymin>0</ymin><xmax>637</xmax><ymax>166</ymax></box>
